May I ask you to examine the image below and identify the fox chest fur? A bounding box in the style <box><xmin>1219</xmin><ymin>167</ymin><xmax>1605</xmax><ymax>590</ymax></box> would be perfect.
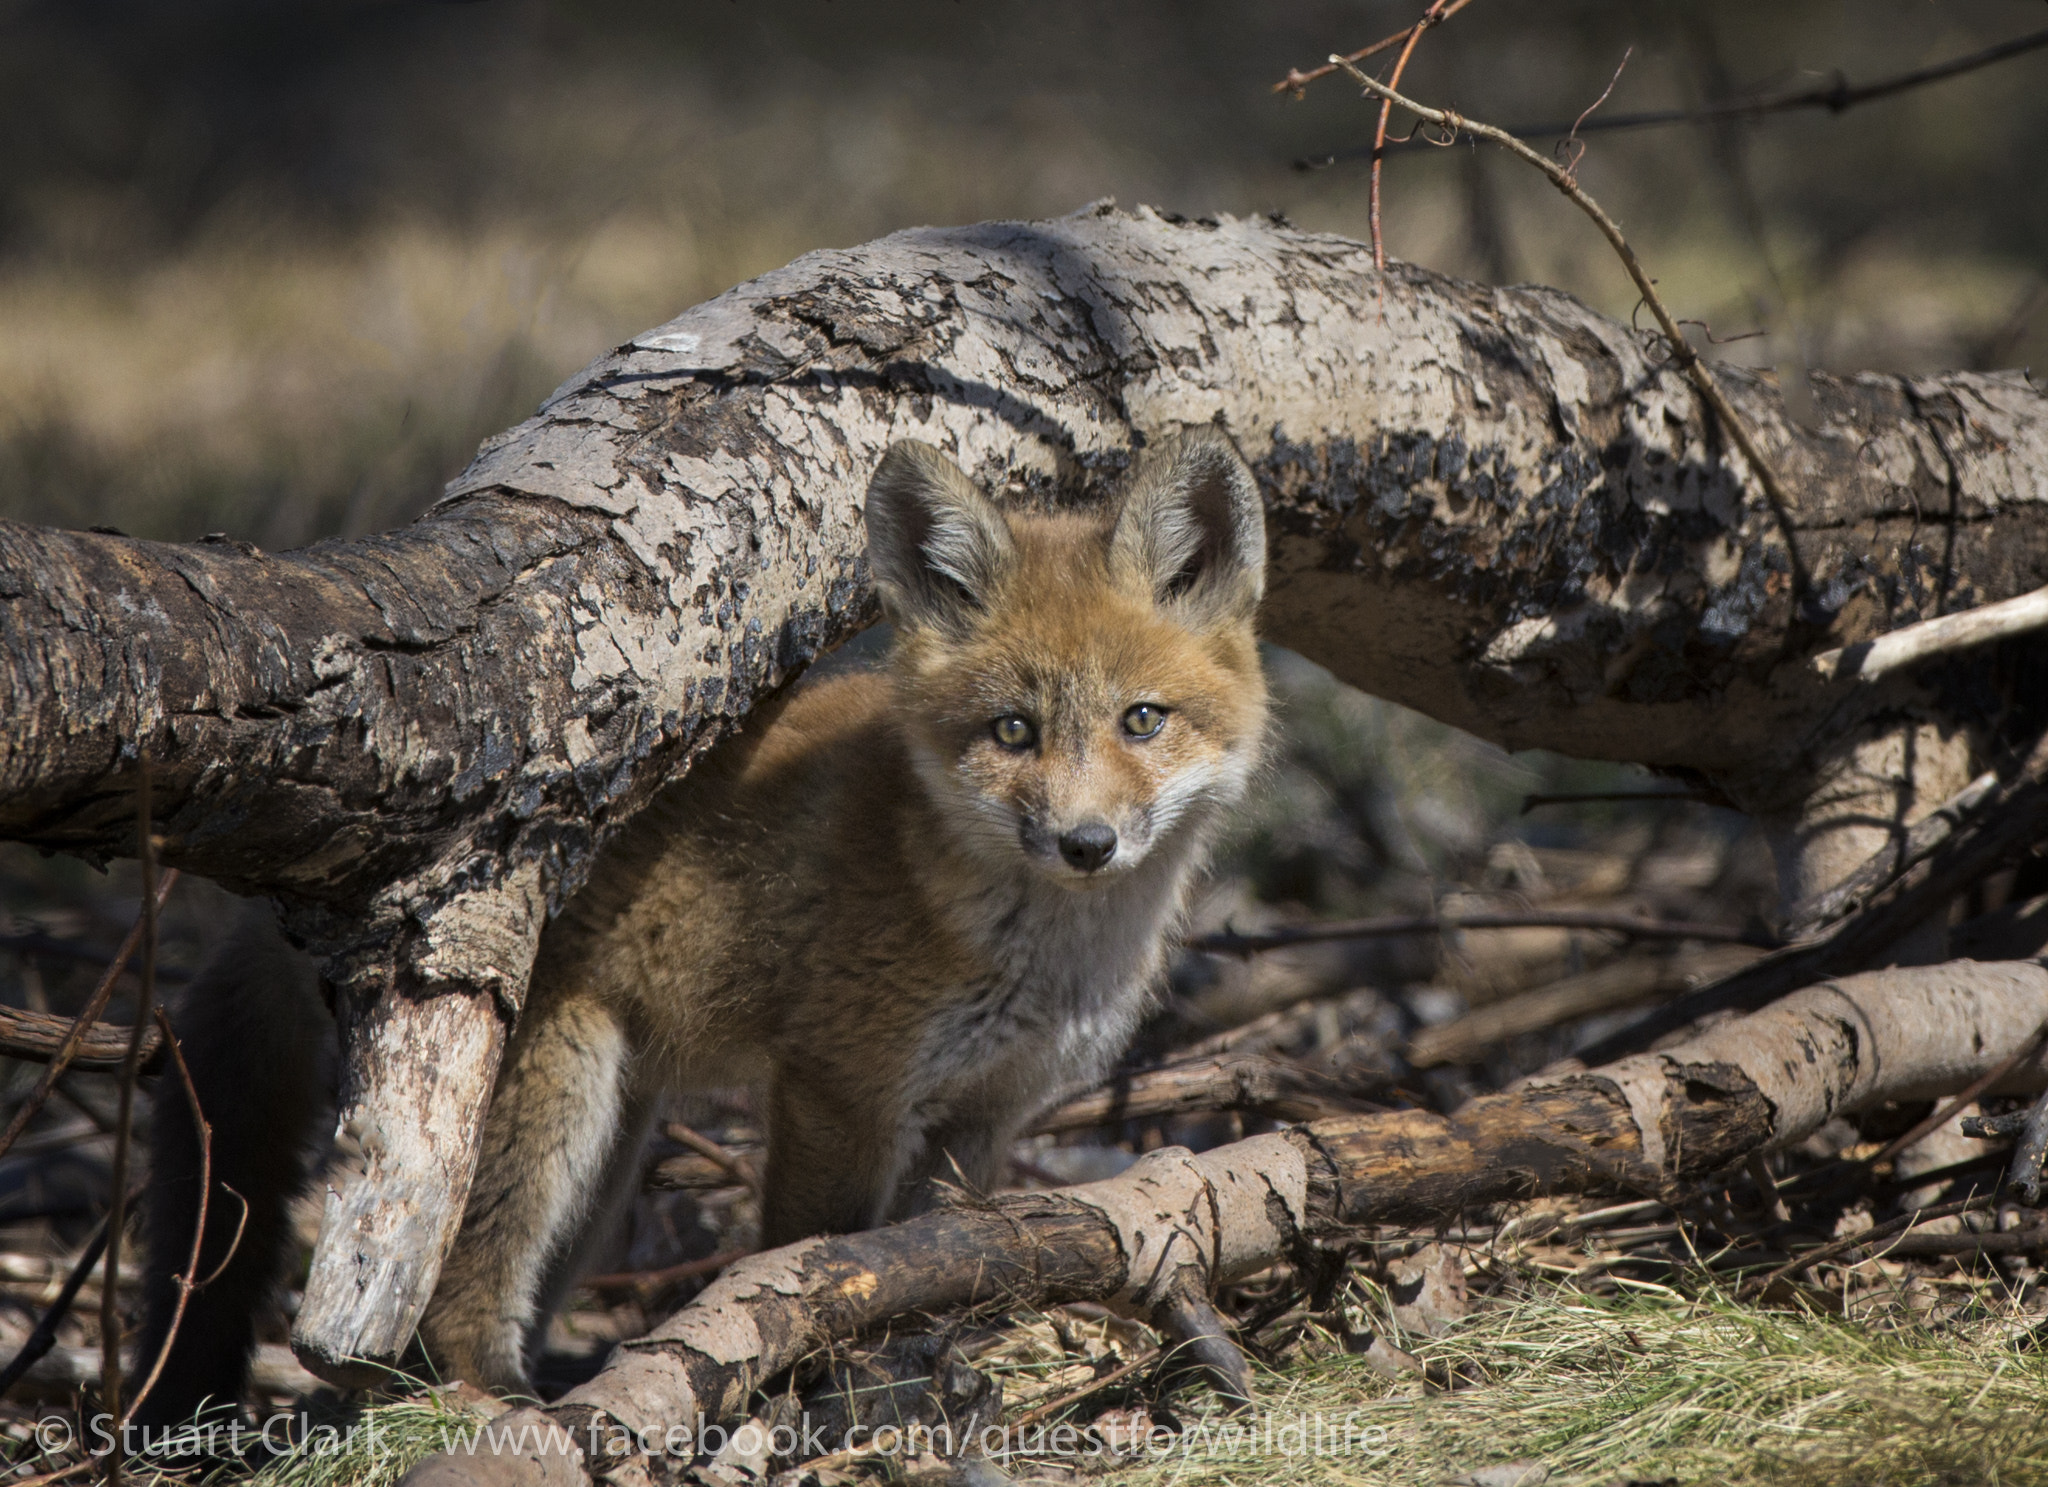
<box><xmin>421</xmin><ymin>429</ymin><xmax>1269</xmax><ymax>1390</ymax></box>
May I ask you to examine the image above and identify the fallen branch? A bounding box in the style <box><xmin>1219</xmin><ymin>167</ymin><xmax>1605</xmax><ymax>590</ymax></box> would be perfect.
<box><xmin>1188</xmin><ymin>909</ymin><xmax>1772</xmax><ymax>957</ymax></box>
<box><xmin>398</xmin><ymin>957</ymin><xmax>2048</xmax><ymax>1487</ymax></box>
<box><xmin>1408</xmin><ymin>944</ymin><xmax>1761</xmax><ymax>1067</ymax></box>
<box><xmin>0</xmin><ymin>1005</ymin><xmax>163</xmax><ymax>1074</ymax></box>
<box><xmin>1031</xmin><ymin>1053</ymin><xmax>1386</xmax><ymax>1134</ymax></box>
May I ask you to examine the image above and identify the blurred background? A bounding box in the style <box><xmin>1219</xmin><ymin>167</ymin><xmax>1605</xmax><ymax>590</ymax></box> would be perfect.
<box><xmin>1</xmin><ymin>0</ymin><xmax>2042</xmax><ymax>546</ymax></box>
<box><xmin>0</xmin><ymin>0</ymin><xmax>2042</xmax><ymax>1411</ymax></box>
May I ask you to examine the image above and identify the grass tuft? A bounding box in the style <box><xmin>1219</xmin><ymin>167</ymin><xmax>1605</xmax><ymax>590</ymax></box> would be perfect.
<box><xmin>1111</xmin><ymin>1285</ymin><xmax>2048</xmax><ymax>1487</ymax></box>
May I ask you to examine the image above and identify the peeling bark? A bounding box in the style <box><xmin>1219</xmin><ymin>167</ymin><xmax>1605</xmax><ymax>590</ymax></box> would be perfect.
<box><xmin>397</xmin><ymin>957</ymin><xmax>2048</xmax><ymax>1487</ymax></box>
<box><xmin>5</xmin><ymin>207</ymin><xmax>2045</xmax><ymax>983</ymax></box>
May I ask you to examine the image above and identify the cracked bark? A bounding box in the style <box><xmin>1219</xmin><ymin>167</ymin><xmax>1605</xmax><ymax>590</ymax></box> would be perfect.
<box><xmin>399</xmin><ymin>958</ymin><xmax>2048</xmax><ymax>1487</ymax></box>
<box><xmin>3</xmin><ymin>204</ymin><xmax>2046</xmax><ymax>1374</ymax></box>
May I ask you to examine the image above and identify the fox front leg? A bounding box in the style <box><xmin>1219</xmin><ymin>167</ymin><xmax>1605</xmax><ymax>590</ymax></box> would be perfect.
<box><xmin>760</xmin><ymin>1074</ymin><xmax>914</xmax><ymax>1247</ymax></box>
<box><xmin>419</xmin><ymin>982</ymin><xmax>644</xmax><ymax>1392</ymax></box>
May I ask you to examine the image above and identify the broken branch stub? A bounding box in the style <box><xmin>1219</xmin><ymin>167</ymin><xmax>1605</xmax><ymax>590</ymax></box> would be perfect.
<box><xmin>399</xmin><ymin>957</ymin><xmax>2048</xmax><ymax>1487</ymax></box>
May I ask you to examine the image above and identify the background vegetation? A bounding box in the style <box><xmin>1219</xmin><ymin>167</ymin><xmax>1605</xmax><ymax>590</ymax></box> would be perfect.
<box><xmin>1</xmin><ymin>1</ymin><xmax>2042</xmax><ymax>546</ymax></box>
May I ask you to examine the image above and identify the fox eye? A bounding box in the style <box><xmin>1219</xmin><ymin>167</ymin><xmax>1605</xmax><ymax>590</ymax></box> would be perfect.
<box><xmin>1122</xmin><ymin>703</ymin><xmax>1168</xmax><ymax>739</ymax></box>
<box><xmin>991</xmin><ymin>715</ymin><xmax>1037</xmax><ymax>750</ymax></box>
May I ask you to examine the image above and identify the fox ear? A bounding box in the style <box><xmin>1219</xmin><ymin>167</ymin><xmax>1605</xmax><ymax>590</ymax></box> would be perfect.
<box><xmin>865</xmin><ymin>441</ymin><xmax>1015</xmax><ymax>630</ymax></box>
<box><xmin>1110</xmin><ymin>430</ymin><xmax>1266</xmax><ymax>623</ymax></box>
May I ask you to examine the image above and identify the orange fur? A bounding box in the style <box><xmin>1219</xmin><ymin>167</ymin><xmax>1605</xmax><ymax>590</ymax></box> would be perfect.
<box><xmin>418</xmin><ymin>431</ymin><xmax>1270</xmax><ymax>1391</ymax></box>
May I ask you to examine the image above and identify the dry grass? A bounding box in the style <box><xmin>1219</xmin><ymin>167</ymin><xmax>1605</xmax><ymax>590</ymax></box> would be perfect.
<box><xmin>1107</xmin><ymin>1284</ymin><xmax>2048</xmax><ymax>1487</ymax></box>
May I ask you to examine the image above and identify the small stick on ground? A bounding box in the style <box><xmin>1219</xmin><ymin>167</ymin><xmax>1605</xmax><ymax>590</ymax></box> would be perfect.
<box><xmin>1743</xmin><ymin>1194</ymin><xmax>1995</xmax><ymax>1297</ymax></box>
<box><xmin>663</xmin><ymin>1123</ymin><xmax>760</xmax><ymax>1194</ymax></box>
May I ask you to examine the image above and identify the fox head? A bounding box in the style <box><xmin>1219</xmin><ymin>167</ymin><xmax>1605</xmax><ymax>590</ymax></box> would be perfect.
<box><xmin>865</xmin><ymin>431</ymin><xmax>1268</xmax><ymax>888</ymax></box>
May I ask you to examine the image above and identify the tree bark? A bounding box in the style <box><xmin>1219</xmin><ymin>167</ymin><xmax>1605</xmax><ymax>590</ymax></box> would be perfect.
<box><xmin>4</xmin><ymin>204</ymin><xmax>2046</xmax><ymax>1379</ymax></box>
<box><xmin>397</xmin><ymin>957</ymin><xmax>2048</xmax><ymax>1487</ymax></box>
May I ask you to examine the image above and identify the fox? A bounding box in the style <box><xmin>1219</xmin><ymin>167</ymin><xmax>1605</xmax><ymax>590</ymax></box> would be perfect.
<box><xmin>134</xmin><ymin>428</ymin><xmax>1269</xmax><ymax>1412</ymax></box>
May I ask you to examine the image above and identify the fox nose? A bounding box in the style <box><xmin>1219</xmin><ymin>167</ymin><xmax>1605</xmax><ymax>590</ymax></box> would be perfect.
<box><xmin>1058</xmin><ymin>822</ymin><xmax>1119</xmax><ymax>873</ymax></box>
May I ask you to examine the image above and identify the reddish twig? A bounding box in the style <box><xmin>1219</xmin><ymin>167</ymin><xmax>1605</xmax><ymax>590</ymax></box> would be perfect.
<box><xmin>1369</xmin><ymin>0</ymin><xmax>1454</xmax><ymax>271</ymax></box>
<box><xmin>99</xmin><ymin>768</ymin><xmax>160</xmax><ymax>1484</ymax></box>
<box><xmin>194</xmin><ymin>1185</ymin><xmax>250</xmax><ymax>1291</ymax></box>
<box><xmin>120</xmin><ymin>1005</ymin><xmax>230</xmax><ymax>1425</ymax></box>
<box><xmin>1558</xmin><ymin>46</ymin><xmax>1633</xmax><ymax>179</ymax></box>
<box><xmin>1272</xmin><ymin>0</ymin><xmax>1474</xmax><ymax>97</ymax></box>
<box><xmin>0</xmin><ymin>869</ymin><xmax>179</xmax><ymax>1166</ymax></box>
<box><xmin>1304</xmin><ymin>24</ymin><xmax>2048</xmax><ymax>162</ymax></box>
<box><xmin>1333</xmin><ymin>61</ymin><xmax>1806</xmax><ymax>596</ymax></box>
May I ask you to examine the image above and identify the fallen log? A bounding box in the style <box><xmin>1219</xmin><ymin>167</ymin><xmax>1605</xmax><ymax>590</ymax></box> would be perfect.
<box><xmin>400</xmin><ymin>957</ymin><xmax>2048</xmax><ymax>1487</ymax></box>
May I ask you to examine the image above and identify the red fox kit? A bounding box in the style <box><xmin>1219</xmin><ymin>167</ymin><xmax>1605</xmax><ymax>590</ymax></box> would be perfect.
<box><xmin>137</xmin><ymin>430</ymin><xmax>1269</xmax><ymax>1406</ymax></box>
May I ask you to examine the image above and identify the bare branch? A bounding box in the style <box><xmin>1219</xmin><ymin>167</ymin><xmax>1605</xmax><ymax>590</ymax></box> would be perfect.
<box><xmin>1189</xmin><ymin>908</ymin><xmax>1774</xmax><ymax>957</ymax></box>
<box><xmin>1811</xmin><ymin>582</ymin><xmax>2048</xmax><ymax>683</ymax></box>
<box><xmin>1304</xmin><ymin>24</ymin><xmax>2048</xmax><ymax>162</ymax></box>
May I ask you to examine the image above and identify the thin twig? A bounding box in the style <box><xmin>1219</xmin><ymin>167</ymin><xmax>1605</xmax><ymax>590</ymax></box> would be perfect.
<box><xmin>1368</xmin><ymin>0</ymin><xmax>1454</xmax><ymax>271</ymax></box>
<box><xmin>120</xmin><ymin>1006</ymin><xmax>222</xmax><ymax>1425</ymax></box>
<box><xmin>578</xmin><ymin>1248</ymin><xmax>748</xmax><ymax>1296</ymax></box>
<box><xmin>0</xmin><ymin>1213</ymin><xmax>116</xmax><ymax>1399</ymax></box>
<box><xmin>1007</xmin><ymin>1349</ymin><xmax>1157</xmax><ymax>1431</ymax></box>
<box><xmin>1743</xmin><ymin>1193</ymin><xmax>1994</xmax><ymax>1296</ymax></box>
<box><xmin>0</xmin><ymin>871</ymin><xmax>179</xmax><ymax>1166</ymax></box>
<box><xmin>194</xmin><ymin>1185</ymin><xmax>250</xmax><ymax>1291</ymax></box>
<box><xmin>1272</xmin><ymin>0</ymin><xmax>1474</xmax><ymax>96</ymax></box>
<box><xmin>1520</xmin><ymin>789</ymin><xmax>1720</xmax><ymax>814</ymax></box>
<box><xmin>1332</xmin><ymin>58</ymin><xmax>1806</xmax><ymax>595</ymax></box>
<box><xmin>1189</xmin><ymin>908</ymin><xmax>1776</xmax><ymax>957</ymax></box>
<box><xmin>99</xmin><ymin>767</ymin><xmax>159</xmax><ymax>1484</ymax></box>
<box><xmin>663</xmin><ymin>1123</ymin><xmax>760</xmax><ymax>1193</ymax></box>
<box><xmin>1870</xmin><ymin>1012</ymin><xmax>2048</xmax><ymax>1169</ymax></box>
<box><xmin>1557</xmin><ymin>46</ymin><xmax>1633</xmax><ymax>178</ymax></box>
<box><xmin>1305</xmin><ymin>25</ymin><xmax>2048</xmax><ymax>155</ymax></box>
